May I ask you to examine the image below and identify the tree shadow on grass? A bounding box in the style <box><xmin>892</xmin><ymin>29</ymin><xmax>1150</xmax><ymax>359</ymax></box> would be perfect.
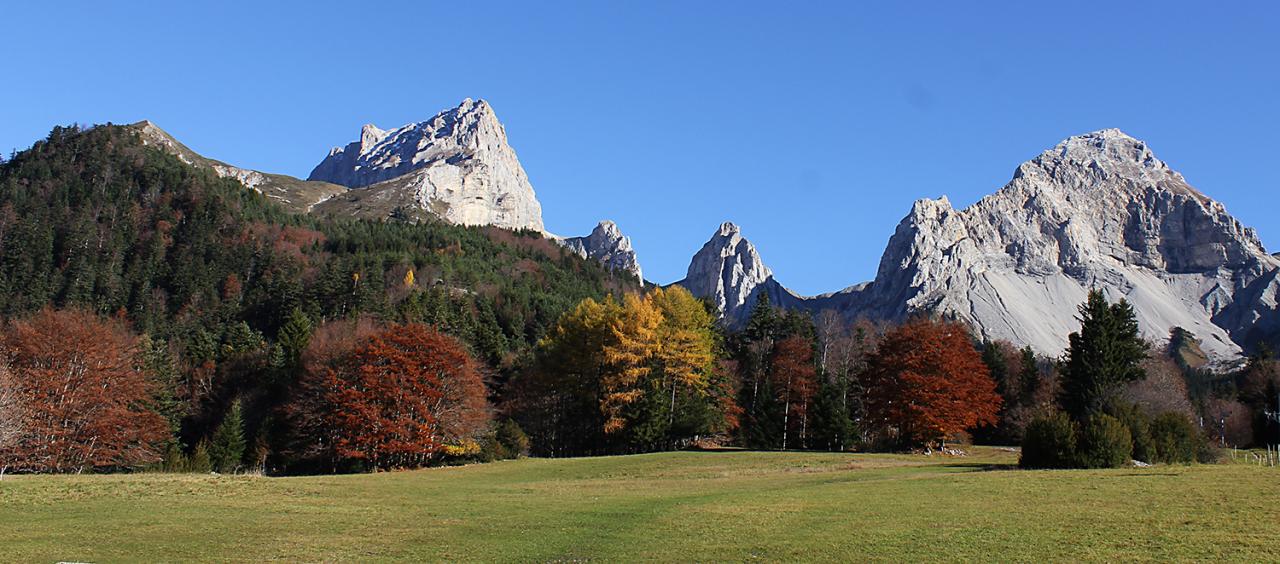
<box><xmin>939</xmin><ymin>462</ymin><xmax>1019</xmax><ymax>472</ymax></box>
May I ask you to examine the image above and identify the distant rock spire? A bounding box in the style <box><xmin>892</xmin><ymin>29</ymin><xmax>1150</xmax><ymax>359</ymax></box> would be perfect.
<box><xmin>563</xmin><ymin>220</ymin><xmax>644</xmax><ymax>281</ymax></box>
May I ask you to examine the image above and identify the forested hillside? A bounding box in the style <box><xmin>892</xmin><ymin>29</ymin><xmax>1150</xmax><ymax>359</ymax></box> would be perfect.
<box><xmin>0</xmin><ymin>124</ymin><xmax>639</xmax><ymax>473</ymax></box>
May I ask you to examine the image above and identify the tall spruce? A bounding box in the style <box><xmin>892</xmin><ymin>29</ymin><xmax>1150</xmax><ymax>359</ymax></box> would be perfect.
<box><xmin>1060</xmin><ymin>290</ymin><xmax>1149</xmax><ymax>420</ymax></box>
<box><xmin>209</xmin><ymin>400</ymin><xmax>246</xmax><ymax>473</ymax></box>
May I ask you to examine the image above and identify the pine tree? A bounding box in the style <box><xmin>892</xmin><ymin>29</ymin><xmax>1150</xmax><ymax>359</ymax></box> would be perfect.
<box><xmin>1019</xmin><ymin>346</ymin><xmax>1040</xmax><ymax>404</ymax></box>
<box><xmin>1060</xmin><ymin>290</ymin><xmax>1149</xmax><ymax>420</ymax></box>
<box><xmin>810</xmin><ymin>376</ymin><xmax>856</xmax><ymax>451</ymax></box>
<box><xmin>209</xmin><ymin>400</ymin><xmax>246</xmax><ymax>474</ymax></box>
<box><xmin>276</xmin><ymin>307</ymin><xmax>313</xmax><ymax>371</ymax></box>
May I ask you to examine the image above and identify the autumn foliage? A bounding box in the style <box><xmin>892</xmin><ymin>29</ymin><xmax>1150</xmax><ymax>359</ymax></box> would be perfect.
<box><xmin>769</xmin><ymin>337</ymin><xmax>817</xmax><ymax>450</ymax></box>
<box><xmin>0</xmin><ymin>309</ymin><xmax>168</xmax><ymax>473</ymax></box>
<box><xmin>290</xmin><ymin>322</ymin><xmax>490</xmax><ymax>470</ymax></box>
<box><xmin>864</xmin><ymin>319</ymin><xmax>1001</xmax><ymax>447</ymax></box>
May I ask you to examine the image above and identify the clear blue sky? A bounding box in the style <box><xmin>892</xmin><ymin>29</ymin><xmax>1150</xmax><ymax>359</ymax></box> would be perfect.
<box><xmin>3</xmin><ymin>1</ymin><xmax>1278</xmax><ymax>294</ymax></box>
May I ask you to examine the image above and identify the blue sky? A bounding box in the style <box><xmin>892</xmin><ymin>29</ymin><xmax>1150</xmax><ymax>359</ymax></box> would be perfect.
<box><xmin>3</xmin><ymin>1</ymin><xmax>1277</xmax><ymax>294</ymax></box>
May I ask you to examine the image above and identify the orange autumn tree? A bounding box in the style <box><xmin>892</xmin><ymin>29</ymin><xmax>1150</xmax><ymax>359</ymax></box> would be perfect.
<box><xmin>770</xmin><ymin>336</ymin><xmax>818</xmax><ymax>450</ymax></box>
<box><xmin>300</xmin><ymin>323</ymin><xmax>490</xmax><ymax>471</ymax></box>
<box><xmin>864</xmin><ymin>319</ymin><xmax>1001</xmax><ymax>448</ymax></box>
<box><xmin>2</xmin><ymin>308</ymin><xmax>168</xmax><ymax>473</ymax></box>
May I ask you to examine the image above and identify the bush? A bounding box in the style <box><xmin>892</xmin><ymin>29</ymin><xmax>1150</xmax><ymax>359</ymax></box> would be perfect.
<box><xmin>494</xmin><ymin>420</ymin><xmax>530</xmax><ymax>459</ymax></box>
<box><xmin>1109</xmin><ymin>402</ymin><xmax>1154</xmax><ymax>463</ymax></box>
<box><xmin>1020</xmin><ymin>413</ymin><xmax>1077</xmax><ymax>469</ymax></box>
<box><xmin>476</xmin><ymin>420</ymin><xmax>532</xmax><ymax>462</ymax></box>
<box><xmin>189</xmin><ymin>441</ymin><xmax>212</xmax><ymax>473</ymax></box>
<box><xmin>1149</xmin><ymin>412</ymin><xmax>1198</xmax><ymax>464</ymax></box>
<box><xmin>1075</xmin><ymin>414</ymin><xmax>1133</xmax><ymax>469</ymax></box>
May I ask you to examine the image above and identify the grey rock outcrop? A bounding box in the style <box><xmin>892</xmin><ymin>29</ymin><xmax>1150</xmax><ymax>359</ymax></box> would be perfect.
<box><xmin>852</xmin><ymin>129</ymin><xmax>1279</xmax><ymax>358</ymax></box>
<box><xmin>676</xmin><ymin>130</ymin><xmax>1278</xmax><ymax>359</ymax></box>
<box><xmin>674</xmin><ymin>222</ymin><xmax>802</xmax><ymax>324</ymax></box>
<box><xmin>308</xmin><ymin>98</ymin><xmax>545</xmax><ymax>232</ymax></box>
<box><xmin>131</xmin><ymin>121</ymin><xmax>345</xmax><ymax>213</ymax></box>
<box><xmin>563</xmin><ymin>221</ymin><xmax>644</xmax><ymax>281</ymax></box>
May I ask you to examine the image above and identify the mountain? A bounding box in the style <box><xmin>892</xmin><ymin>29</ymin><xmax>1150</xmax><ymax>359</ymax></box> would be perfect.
<box><xmin>130</xmin><ymin>120</ymin><xmax>345</xmax><ymax>213</ymax></box>
<box><xmin>853</xmin><ymin>129</ymin><xmax>1278</xmax><ymax>358</ymax></box>
<box><xmin>677</xmin><ymin>130</ymin><xmax>1280</xmax><ymax>359</ymax></box>
<box><xmin>308</xmin><ymin>98</ymin><xmax>545</xmax><ymax>232</ymax></box>
<box><xmin>562</xmin><ymin>221</ymin><xmax>644</xmax><ymax>281</ymax></box>
<box><xmin>674</xmin><ymin>222</ymin><xmax>803</xmax><ymax>324</ymax></box>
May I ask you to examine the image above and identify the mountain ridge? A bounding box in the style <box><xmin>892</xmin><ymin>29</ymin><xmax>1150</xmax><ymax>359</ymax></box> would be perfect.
<box><xmin>676</xmin><ymin>129</ymin><xmax>1279</xmax><ymax>359</ymax></box>
<box><xmin>130</xmin><ymin>120</ymin><xmax>346</xmax><ymax>213</ymax></box>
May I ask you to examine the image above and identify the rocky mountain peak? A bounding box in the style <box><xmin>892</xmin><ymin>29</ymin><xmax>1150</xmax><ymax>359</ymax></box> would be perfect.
<box><xmin>563</xmin><ymin>220</ymin><xmax>644</xmax><ymax>281</ymax></box>
<box><xmin>676</xmin><ymin>222</ymin><xmax>797</xmax><ymax>323</ymax></box>
<box><xmin>307</xmin><ymin>98</ymin><xmax>545</xmax><ymax>232</ymax></box>
<box><xmin>857</xmin><ymin>128</ymin><xmax>1280</xmax><ymax>359</ymax></box>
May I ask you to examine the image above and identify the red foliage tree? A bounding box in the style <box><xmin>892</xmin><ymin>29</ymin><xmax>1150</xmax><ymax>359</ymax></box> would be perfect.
<box><xmin>292</xmin><ymin>323</ymin><xmax>490</xmax><ymax>471</ymax></box>
<box><xmin>2</xmin><ymin>308</ymin><xmax>168</xmax><ymax>473</ymax></box>
<box><xmin>770</xmin><ymin>336</ymin><xmax>818</xmax><ymax>450</ymax></box>
<box><xmin>865</xmin><ymin>319</ymin><xmax>1002</xmax><ymax>448</ymax></box>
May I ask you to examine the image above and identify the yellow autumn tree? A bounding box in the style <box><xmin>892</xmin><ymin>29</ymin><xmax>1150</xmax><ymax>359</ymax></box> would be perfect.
<box><xmin>649</xmin><ymin>286</ymin><xmax>717</xmax><ymax>427</ymax></box>
<box><xmin>601</xmin><ymin>293</ymin><xmax>663</xmax><ymax>434</ymax></box>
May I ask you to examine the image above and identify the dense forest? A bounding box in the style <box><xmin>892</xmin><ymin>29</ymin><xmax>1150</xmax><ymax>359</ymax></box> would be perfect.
<box><xmin>0</xmin><ymin>125</ymin><xmax>1276</xmax><ymax>475</ymax></box>
<box><xmin>0</xmin><ymin>124</ymin><xmax>638</xmax><ymax>473</ymax></box>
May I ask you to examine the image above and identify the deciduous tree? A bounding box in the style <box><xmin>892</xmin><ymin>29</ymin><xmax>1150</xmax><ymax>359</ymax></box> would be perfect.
<box><xmin>864</xmin><ymin>319</ymin><xmax>1001</xmax><ymax>447</ymax></box>
<box><xmin>291</xmin><ymin>323</ymin><xmax>490</xmax><ymax>471</ymax></box>
<box><xmin>770</xmin><ymin>336</ymin><xmax>817</xmax><ymax>449</ymax></box>
<box><xmin>2</xmin><ymin>308</ymin><xmax>168</xmax><ymax>473</ymax></box>
<box><xmin>0</xmin><ymin>354</ymin><xmax>30</xmax><ymax>477</ymax></box>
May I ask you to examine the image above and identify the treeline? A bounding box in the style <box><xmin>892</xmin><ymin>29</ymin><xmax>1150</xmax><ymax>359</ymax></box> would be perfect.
<box><xmin>509</xmin><ymin>291</ymin><xmax>1005</xmax><ymax>456</ymax></box>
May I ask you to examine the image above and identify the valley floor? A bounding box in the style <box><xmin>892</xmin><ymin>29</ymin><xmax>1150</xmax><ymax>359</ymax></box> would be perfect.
<box><xmin>2</xmin><ymin>448</ymin><xmax>1278</xmax><ymax>562</ymax></box>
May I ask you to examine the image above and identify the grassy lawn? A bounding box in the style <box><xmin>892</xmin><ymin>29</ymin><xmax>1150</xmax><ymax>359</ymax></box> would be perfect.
<box><xmin>2</xmin><ymin>447</ymin><xmax>1278</xmax><ymax>562</ymax></box>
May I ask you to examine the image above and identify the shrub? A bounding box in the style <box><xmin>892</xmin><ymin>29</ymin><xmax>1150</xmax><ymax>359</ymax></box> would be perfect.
<box><xmin>494</xmin><ymin>420</ymin><xmax>531</xmax><ymax>459</ymax></box>
<box><xmin>1020</xmin><ymin>413</ymin><xmax>1077</xmax><ymax>469</ymax></box>
<box><xmin>1109</xmin><ymin>402</ymin><xmax>1154</xmax><ymax>463</ymax></box>
<box><xmin>189</xmin><ymin>441</ymin><xmax>213</xmax><ymax>473</ymax></box>
<box><xmin>1149</xmin><ymin>412</ymin><xmax>1198</xmax><ymax>464</ymax></box>
<box><xmin>1075</xmin><ymin>414</ymin><xmax>1133</xmax><ymax>469</ymax></box>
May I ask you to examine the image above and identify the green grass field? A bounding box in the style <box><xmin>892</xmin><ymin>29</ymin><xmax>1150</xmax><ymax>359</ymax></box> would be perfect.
<box><xmin>2</xmin><ymin>448</ymin><xmax>1278</xmax><ymax>562</ymax></box>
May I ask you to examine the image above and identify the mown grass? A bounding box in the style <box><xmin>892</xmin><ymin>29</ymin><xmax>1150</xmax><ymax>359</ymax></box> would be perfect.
<box><xmin>2</xmin><ymin>447</ymin><xmax>1278</xmax><ymax>562</ymax></box>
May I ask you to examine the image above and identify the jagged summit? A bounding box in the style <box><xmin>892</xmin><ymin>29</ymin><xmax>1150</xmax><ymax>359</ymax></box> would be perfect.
<box><xmin>563</xmin><ymin>220</ymin><xmax>644</xmax><ymax>281</ymax></box>
<box><xmin>308</xmin><ymin>98</ymin><xmax>545</xmax><ymax>232</ymax></box>
<box><xmin>855</xmin><ymin>128</ymin><xmax>1279</xmax><ymax>358</ymax></box>
<box><xmin>1008</xmin><ymin>128</ymin><xmax>1207</xmax><ymax>202</ymax></box>
<box><xmin>309</xmin><ymin>98</ymin><xmax>503</xmax><ymax>188</ymax></box>
<box><xmin>675</xmin><ymin>222</ymin><xmax>801</xmax><ymax>324</ymax></box>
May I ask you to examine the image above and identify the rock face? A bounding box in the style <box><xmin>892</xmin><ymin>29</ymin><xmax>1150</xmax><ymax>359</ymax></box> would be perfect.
<box><xmin>308</xmin><ymin>98</ymin><xmax>545</xmax><ymax>232</ymax></box>
<box><xmin>674</xmin><ymin>222</ymin><xmax>802</xmax><ymax>324</ymax></box>
<box><xmin>675</xmin><ymin>130</ymin><xmax>1278</xmax><ymax>359</ymax></box>
<box><xmin>563</xmin><ymin>221</ymin><xmax>644</xmax><ymax>281</ymax></box>
<box><xmin>131</xmin><ymin>121</ymin><xmax>345</xmax><ymax>213</ymax></box>
<box><xmin>852</xmin><ymin>129</ymin><xmax>1279</xmax><ymax>358</ymax></box>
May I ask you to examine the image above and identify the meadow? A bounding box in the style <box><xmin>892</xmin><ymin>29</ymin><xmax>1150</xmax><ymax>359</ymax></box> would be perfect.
<box><xmin>2</xmin><ymin>448</ymin><xmax>1278</xmax><ymax>562</ymax></box>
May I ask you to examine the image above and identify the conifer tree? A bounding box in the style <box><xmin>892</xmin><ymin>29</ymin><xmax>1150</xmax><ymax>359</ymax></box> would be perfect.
<box><xmin>1060</xmin><ymin>290</ymin><xmax>1149</xmax><ymax>420</ymax></box>
<box><xmin>277</xmin><ymin>307</ymin><xmax>313</xmax><ymax>371</ymax></box>
<box><xmin>209</xmin><ymin>400</ymin><xmax>246</xmax><ymax>474</ymax></box>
